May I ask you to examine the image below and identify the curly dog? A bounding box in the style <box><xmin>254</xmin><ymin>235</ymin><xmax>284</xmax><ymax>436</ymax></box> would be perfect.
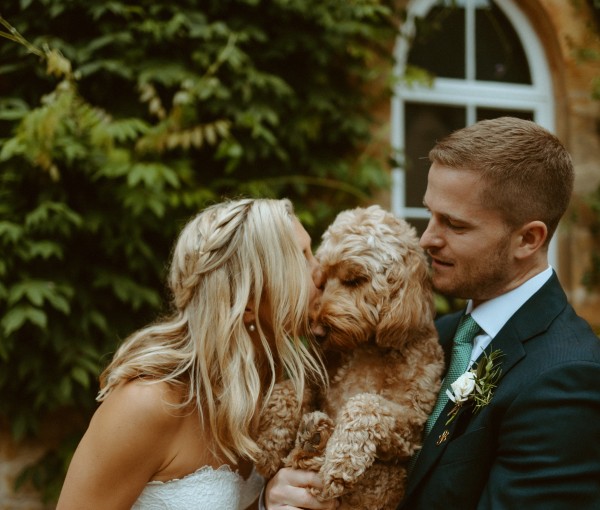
<box><xmin>255</xmin><ymin>205</ymin><xmax>444</xmax><ymax>509</ymax></box>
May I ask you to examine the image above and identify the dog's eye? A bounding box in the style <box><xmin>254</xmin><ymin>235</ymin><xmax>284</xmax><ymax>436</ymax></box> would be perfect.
<box><xmin>342</xmin><ymin>276</ymin><xmax>366</xmax><ymax>287</ymax></box>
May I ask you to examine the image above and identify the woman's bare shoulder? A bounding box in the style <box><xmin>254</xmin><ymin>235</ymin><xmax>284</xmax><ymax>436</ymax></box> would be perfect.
<box><xmin>99</xmin><ymin>379</ymin><xmax>189</xmax><ymax>428</ymax></box>
<box><xmin>57</xmin><ymin>379</ymin><xmax>190</xmax><ymax>508</ymax></box>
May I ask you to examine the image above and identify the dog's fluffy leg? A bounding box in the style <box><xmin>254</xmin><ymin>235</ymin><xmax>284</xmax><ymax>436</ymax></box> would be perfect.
<box><xmin>341</xmin><ymin>462</ymin><xmax>407</xmax><ymax>510</ymax></box>
<box><xmin>254</xmin><ymin>380</ymin><xmax>313</xmax><ymax>478</ymax></box>
<box><xmin>284</xmin><ymin>411</ymin><xmax>334</xmax><ymax>472</ymax></box>
<box><xmin>318</xmin><ymin>393</ymin><xmax>422</xmax><ymax>500</ymax></box>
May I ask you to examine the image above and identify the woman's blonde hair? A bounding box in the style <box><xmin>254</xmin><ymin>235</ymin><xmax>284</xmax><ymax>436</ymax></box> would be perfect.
<box><xmin>97</xmin><ymin>198</ymin><xmax>325</xmax><ymax>462</ymax></box>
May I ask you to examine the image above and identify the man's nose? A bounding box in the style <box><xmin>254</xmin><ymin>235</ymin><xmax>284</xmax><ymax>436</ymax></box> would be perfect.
<box><xmin>420</xmin><ymin>219</ymin><xmax>441</xmax><ymax>249</ymax></box>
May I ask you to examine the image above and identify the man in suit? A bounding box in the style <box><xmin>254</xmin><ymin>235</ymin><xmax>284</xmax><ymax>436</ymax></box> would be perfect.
<box><xmin>399</xmin><ymin>116</ymin><xmax>600</xmax><ymax>509</ymax></box>
<box><xmin>263</xmin><ymin>117</ymin><xmax>600</xmax><ymax>509</ymax></box>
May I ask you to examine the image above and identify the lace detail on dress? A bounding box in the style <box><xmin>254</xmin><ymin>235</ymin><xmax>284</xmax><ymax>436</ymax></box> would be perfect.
<box><xmin>131</xmin><ymin>464</ymin><xmax>264</xmax><ymax>510</ymax></box>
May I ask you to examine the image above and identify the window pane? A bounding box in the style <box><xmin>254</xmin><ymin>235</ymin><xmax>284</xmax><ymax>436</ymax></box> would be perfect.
<box><xmin>405</xmin><ymin>103</ymin><xmax>466</xmax><ymax>208</ymax></box>
<box><xmin>476</xmin><ymin>1</ymin><xmax>531</xmax><ymax>83</ymax></box>
<box><xmin>476</xmin><ymin>108</ymin><xmax>534</xmax><ymax>122</ymax></box>
<box><xmin>408</xmin><ymin>5</ymin><xmax>465</xmax><ymax>79</ymax></box>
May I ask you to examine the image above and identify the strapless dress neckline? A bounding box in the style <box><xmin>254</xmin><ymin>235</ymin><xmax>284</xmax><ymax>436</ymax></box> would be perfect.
<box><xmin>131</xmin><ymin>464</ymin><xmax>264</xmax><ymax>509</ymax></box>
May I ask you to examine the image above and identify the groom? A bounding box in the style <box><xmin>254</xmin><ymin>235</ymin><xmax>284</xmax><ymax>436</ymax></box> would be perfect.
<box><xmin>264</xmin><ymin>117</ymin><xmax>600</xmax><ymax>510</ymax></box>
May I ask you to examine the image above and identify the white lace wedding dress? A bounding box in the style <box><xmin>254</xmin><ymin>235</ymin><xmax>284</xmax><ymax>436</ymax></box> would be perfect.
<box><xmin>131</xmin><ymin>464</ymin><xmax>264</xmax><ymax>510</ymax></box>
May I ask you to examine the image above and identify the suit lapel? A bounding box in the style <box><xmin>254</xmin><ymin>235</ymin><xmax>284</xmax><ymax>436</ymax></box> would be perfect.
<box><xmin>402</xmin><ymin>273</ymin><xmax>567</xmax><ymax>503</ymax></box>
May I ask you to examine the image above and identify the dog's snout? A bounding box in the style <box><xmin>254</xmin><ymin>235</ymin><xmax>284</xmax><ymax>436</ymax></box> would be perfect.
<box><xmin>313</xmin><ymin>265</ymin><xmax>325</xmax><ymax>291</ymax></box>
<box><xmin>311</xmin><ymin>322</ymin><xmax>327</xmax><ymax>338</ymax></box>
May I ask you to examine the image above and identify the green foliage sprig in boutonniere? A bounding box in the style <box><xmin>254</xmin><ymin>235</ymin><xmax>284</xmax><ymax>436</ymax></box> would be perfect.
<box><xmin>445</xmin><ymin>349</ymin><xmax>504</xmax><ymax>425</ymax></box>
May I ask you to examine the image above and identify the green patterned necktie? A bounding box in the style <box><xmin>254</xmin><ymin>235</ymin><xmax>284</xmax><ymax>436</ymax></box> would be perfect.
<box><xmin>423</xmin><ymin>313</ymin><xmax>480</xmax><ymax>437</ymax></box>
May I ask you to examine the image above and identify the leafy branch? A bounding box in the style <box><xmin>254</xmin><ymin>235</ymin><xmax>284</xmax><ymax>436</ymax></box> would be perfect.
<box><xmin>0</xmin><ymin>14</ymin><xmax>73</xmax><ymax>79</ymax></box>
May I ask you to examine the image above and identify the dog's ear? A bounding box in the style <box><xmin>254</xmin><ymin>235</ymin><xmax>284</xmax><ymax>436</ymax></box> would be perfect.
<box><xmin>376</xmin><ymin>249</ymin><xmax>436</xmax><ymax>349</ymax></box>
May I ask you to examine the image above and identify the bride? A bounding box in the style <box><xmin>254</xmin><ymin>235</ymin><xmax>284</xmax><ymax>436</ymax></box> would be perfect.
<box><xmin>57</xmin><ymin>198</ymin><xmax>331</xmax><ymax>510</ymax></box>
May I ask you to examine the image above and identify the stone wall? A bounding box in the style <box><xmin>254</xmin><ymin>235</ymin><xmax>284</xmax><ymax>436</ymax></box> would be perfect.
<box><xmin>538</xmin><ymin>0</ymin><xmax>600</xmax><ymax>327</ymax></box>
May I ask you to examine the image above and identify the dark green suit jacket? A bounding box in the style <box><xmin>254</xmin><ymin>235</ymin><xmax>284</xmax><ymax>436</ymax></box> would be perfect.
<box><xmin>399</xmin><ymin>272</ymin><xmax>600</xmax><ymax>509</ymax></box>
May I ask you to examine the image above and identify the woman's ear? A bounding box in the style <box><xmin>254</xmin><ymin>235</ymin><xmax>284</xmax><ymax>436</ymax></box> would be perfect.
<box><xmin>514</xmin><ymin>220</ymin><xmax>547</xmax><ymax>259</ymax></box>
<box><xmin>243</xmin><ymin>304</ymin><xmax>256</xmax><ymax>325</ymax></box>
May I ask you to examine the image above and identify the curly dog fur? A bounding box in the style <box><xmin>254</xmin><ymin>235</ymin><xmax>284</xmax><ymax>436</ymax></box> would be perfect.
<box><xmin>255</xmin><ymin>205</ymin><xmax>444</xmax><ymax>509</ymax></box>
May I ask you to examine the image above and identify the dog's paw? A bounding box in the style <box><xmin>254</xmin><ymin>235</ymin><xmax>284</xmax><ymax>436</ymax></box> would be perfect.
<box><xmin>285</xmin><ymin>411</ymin><xmax>334</xmax><ymax>470</ymax></box>
<box><xmin>318</xmin><ymin>432</ymin><xmax>376</xmax><ymax>499</ymax></box>
<box><xmin>320</xmin><ymin>476</ymin><xmax>347</xmax><ymax>500</ymax></box>
<box><xmin>298</xmin><ymin>411</ymin><xmax>334</xmax><ymax>455</ymax></box>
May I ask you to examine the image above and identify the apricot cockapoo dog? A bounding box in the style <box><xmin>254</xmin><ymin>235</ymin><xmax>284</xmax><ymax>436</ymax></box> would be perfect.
<box><xmin>255</xmin><ymin>205</ymin><xmax>444</xmax><ymax>509</ymax></box>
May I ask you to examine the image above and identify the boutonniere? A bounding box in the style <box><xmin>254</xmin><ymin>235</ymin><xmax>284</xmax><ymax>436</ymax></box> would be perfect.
<box><xmin>445</xmin><ymin>349</ymin><xmax>504</xmax><ymax>425</ymax></box>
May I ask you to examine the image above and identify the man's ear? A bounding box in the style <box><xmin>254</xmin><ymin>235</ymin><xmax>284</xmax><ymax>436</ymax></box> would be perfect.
<box><xmin>514</xmin><ymin>220</ymin><xmax>547</xmax><ymax>259</ymax></box>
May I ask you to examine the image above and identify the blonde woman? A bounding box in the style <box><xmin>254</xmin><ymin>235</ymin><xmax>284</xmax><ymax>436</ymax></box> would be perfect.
<box><xmin>57</xmin><ymin>198</ymin><xmax>333</xmax><ymax>510</ymax></box>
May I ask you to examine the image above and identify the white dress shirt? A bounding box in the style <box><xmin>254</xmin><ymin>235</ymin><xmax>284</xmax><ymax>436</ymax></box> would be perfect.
<box><xmin>465</xmin><ymin>266</ymin><xmax>553</xmax><ymax>367</ymax></box>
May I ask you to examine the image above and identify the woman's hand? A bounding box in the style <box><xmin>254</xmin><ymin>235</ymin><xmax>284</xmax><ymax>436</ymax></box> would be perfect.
<box><xmin>265</xmin><ymin>467</ymin><xmax>338</xmax><ymax>510</ymax></box>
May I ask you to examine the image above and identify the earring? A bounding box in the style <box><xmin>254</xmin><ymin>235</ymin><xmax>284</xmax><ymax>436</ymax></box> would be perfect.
<box><xmin>248</xmin><ymin>323</ymin><xmax>256</xmax><ymax>332</ymax></box>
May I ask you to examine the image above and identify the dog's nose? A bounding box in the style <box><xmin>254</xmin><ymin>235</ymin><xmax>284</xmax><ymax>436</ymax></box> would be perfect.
<box><xmin>311</xmin><ymin>322</ymin><xmax>327</xmax><ymax>338</ymax></box>
<box><xmin>312</xmin><ymin>266</ymin><xmax>325</xmax><ymax>291</ymax></box>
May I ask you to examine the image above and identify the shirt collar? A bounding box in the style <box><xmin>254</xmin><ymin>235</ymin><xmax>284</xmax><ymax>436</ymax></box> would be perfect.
<box><xmin>465</xmin><ymin>266</ymin><xmax>553</xmax><ymax>340</ymax></box>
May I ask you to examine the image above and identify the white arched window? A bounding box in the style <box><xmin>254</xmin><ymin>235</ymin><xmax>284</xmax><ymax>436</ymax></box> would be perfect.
<box><xmin>391</xmin><ymin>0</ymin><xmax>557</xmax><ymax>263</ymax></box>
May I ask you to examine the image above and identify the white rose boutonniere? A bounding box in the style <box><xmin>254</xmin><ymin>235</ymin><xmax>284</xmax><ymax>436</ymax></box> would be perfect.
<box><xmin>446</xmin><ymin>349</ymin><xmax>504</xmax><ymax>425</ymax></box>
<box><xmin>447</xmin><ymin>371</ymin><xmax>477</xmax><ymax>403</ymax></box>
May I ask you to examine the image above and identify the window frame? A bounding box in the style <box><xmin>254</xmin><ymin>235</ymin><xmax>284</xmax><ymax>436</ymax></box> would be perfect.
<box><xmin>391</xmin><ymin>0</ymin><xmax>557</xmax><ymax>263</ymax></box>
